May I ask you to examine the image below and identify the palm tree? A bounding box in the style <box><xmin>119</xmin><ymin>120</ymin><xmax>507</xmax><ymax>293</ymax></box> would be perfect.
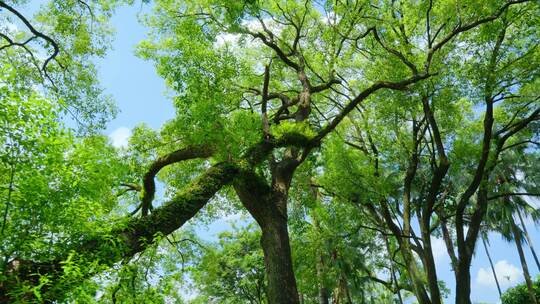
<box><xmin>480</xmin><ymin>232</ymin><xmax>502</xmax><ymax>297</ymax></box>
<box><xmin>506</xmin><ymin>200</ymin><xmax>538</xmax><ymax>304</ymax></box>
<box><xmin>516</xmin><ymin>205</ymin><xmax>540</xmax><ymax>272</ymax></box>
<box><xmin>485</xmin><ymin>195</ymin><xmax>538</xmax><ymax>304</ymax></box>
<box><xmin>484</xmin><ymin>149</ymin><xmax>540</xmax><ymax>303</ymax></box>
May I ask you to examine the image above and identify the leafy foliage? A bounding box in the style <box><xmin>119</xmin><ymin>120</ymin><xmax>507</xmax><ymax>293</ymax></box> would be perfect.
<box><xmin>502</xmin><ymin>276</ymin><xmax>540</xmax><ymax>304</ymax></box>
<box><xmin>1</xmin><ymin>0</ymin><xmax>539</xmax><ymax>303</ymax></box>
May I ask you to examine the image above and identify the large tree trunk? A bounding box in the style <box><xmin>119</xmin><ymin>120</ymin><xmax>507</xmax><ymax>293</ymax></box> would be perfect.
<box><xmin>510</xmin><ymin>214</ymin><xmax>538</xmax><ymax>304</ymax></box>
<box><xmin>455</xmin><ymin>256</ymin><xmax>472</xmax><ymax>304</ymax></box>
<box><xmin>260</xmin><ymin>213</ymin><xmax>300</xmax><ymax>304</ymax></box>
<box><xmin>481</xmin><ymin>235</ymin><xmax>502</xmax><ymax>297</ymax></box>
<box><xmin>234</xmin><ymin>168</ymin><xmax>300</xmax><ymax>304</ymax></box>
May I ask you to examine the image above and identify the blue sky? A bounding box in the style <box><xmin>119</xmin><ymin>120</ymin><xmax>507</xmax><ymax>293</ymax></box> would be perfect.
<box><xmin>51</xmin><ymin>3</ymin><xmax>540</xmax><ymax>303</ymax></box>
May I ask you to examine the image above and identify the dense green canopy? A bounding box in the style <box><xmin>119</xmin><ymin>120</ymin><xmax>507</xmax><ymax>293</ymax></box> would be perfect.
<box><xmin>0</xmin><ymin>0</ymin><xmax>539</xmax><ymax>303</ymax></box>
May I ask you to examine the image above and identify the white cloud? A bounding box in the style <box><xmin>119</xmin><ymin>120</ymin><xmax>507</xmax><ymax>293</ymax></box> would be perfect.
<box><xmin>109</xmin><ymin>126</ymin><xmax>131</xmax><ymax>148</ymax></box>
<box><xmin>476</xmin><ymin>260</ymin><xmax>522</xmax><ymax>288</ymax></box>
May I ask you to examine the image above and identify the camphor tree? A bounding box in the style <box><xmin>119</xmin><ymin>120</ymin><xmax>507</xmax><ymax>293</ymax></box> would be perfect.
<box><xmin>0</xmin><ymin>0</ymin><xmax>539</xmax><ymax>303</ymax></box>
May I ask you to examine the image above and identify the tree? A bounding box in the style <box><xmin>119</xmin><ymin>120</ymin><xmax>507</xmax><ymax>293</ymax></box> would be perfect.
<box><xmin>0</xmin><ymin>1</ymin><xmax>539</xmax><ymax>303</ymax></box>
<box><xmin>190</xmin><ymin>224</ymin><xmax>267</xmax><ymax>304</ymax></box>
<box><xmin>502</xmin><ymin>276</ymin><xmax>540</xmax><ymax>304</ymax></box>
<box><xmin>480</xmin><ymin>234</ymin><xmax>502</xmax><ymax>297</ymax></box>
<box><xmin>317</xmin><ymin>1</ymin><xmax>540</xmax><ymax>303</ymax></box>
<box><xmin>517</xmin><ymin>209</ymin><xmax>540</xmax><ymax>272</ymax></box>
<box><xmin>483</xmin><ymin>150</ymin><xmax>540</xmax><ymax>304</ymax></box>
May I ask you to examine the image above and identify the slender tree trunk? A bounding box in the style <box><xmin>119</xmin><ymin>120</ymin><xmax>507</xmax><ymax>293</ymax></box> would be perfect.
<box><xmin>391</xmin><ymin>268</ymin><xmax>404</xmax><ymax>304</ymax></box>
<box><xmin>481</xmin><ymin>235</ymin><xmax>502</xmax><ymax>297</ymax></box>
<box><xmin>424</xmin><ymin>242</ymin><xmax>442</xmax><ymax>304</ymax></box>
<box><xmin>420</xmin><ymin>222</ymin><xmax>443</xmax><ymax>304</ymax></box>
<box><xmin>316</xmin><ymin>247</ymin><xmax>330</xmax><ymax>304</ymax></box>
<box><xmin>377</xmin><ymin>204</ymin><xmax>431</xmax><ymax>304</ymax></box>
<box><xmin>1</xmin><ymin>163</ymin><xmax>15</xmax><ymax>236</ymax></box>
<box><xmin>310</xmin><ymin>183</ymin><xmax>330</xmax><ymax>304</ymax></box>
<box><xmin>510</xmin><ymin>215</ymin><xmax>538</xmax><ymax>304</ymax></box>
<box><xmin>332</xmin><ymin>271</ymin><xmax>352</xmax><ymax>304</ymax></box>
<box><xmin>456</xmin><ymin>269</ymin><xmax>471</xmax><ymax>304</ymax></box>
<box><xmin>517</xmin><ymin>209</ymin><xmax>540</xmax><ymax>272</ymax></box>
<box><xmin>402</xmin><ymin>248</ymin><xmax>432</xmax><ymax>304</ymax></box>
<box><xmin>455</xmin><ymin>185</ymin><xmax>491</xmax><ymax>304</ymax></box>
<box><xmin>383</xmin><ymin>234</ymin><xmax>404</xmax><ymax>304</ymax></box>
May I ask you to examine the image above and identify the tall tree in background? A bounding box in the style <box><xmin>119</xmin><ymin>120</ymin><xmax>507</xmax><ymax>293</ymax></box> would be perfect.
<box><xmin>318</xmin><ymin>1</ymin><xmax>540</xmax><ymax>303</ymax></box>
<box><xmin>481</xmin><ymin>234</ymin><xmax>503</xmax><ymax>297</ymax></box>
<box><xmin>517</xmin><ymin>209</ymin><xmax>540</xmax><ymax>272</ymax></box>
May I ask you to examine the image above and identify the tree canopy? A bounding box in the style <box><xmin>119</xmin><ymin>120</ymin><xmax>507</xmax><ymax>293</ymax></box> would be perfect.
<box><xmin>0</xmin><ymin>0</ymin><xmax>539</xmax><ymax>303</ymax></box>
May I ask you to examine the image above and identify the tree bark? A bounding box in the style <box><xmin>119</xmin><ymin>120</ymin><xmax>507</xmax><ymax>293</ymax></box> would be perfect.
<box><xmin>455</xmin><ymin>256</ymin><xmax>472</xmax><ymax>304</ymax></box>
<box><xmin>332</xmin><ymin>271</ymin><xmax>352</xmax><ymax>304</ymax></box>
<box><xmin>310</xmin><ymin>182</ymin><xmax>330</xmax><ymax>304</ymax></box>
<box><xmin>420</xmin><ymin>220</ymin><xmax>443</xmax><ymax>304</ymax></box>
<box><xmin>260</xmin><ymin>213</ymin><xmax>300</xmax><ymax>304</ymax></box>
<box><xmin>377</xmin><ymin>204</ymin><xmax>431</xmax><ymax>304</ymax></box>
<box><xmin>314</xmin><ymin>224</ymin><xmax>329</xmax><ymax>304</ymax></box>
<box><xmin>455</xmin><ymin>185</ymin><xmax>491</xmax><ymax>304</ymax></box>
<box><xmin>234</xmin><ymin>168</ymin><xmax>300</xmax><ymax>304</ymax></box>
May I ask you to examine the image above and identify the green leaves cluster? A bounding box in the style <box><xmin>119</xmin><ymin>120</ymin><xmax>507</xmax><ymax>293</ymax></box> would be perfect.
<box><xmin>502</xmin><ymin>276</ymin><xmax>540</xmax><ymax>304</ymax></box>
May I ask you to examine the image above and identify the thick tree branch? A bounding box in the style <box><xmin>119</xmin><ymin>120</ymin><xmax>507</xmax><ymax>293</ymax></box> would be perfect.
<box><xmin>499</xmin><ymin>108</ymin><xmax>540</xmax><ymax>143</ymax></box>
<box><xmin>421</xmin><ymin>94</ymin><xmax>449</xmax><ymax>229</ymax></box>
<box><xmin>140</xmin><ymin>145</ymin><xmax>214</xmax><ymax>216</ymax></box>
<box><xmin>372</xmin><ymin>29</ymin><xmax>418</xmax><ymax>74</ymax></box>
<box><xmin>262</xmin><ymin>63</ymin><xmax>271</xmax><ymax>138</ymax></box>
<box><xmin>0</xmin><ymin>131</ymin><xmax>315</xmax><ymax>301</ymax></box>
<box><xmin>247</xmin><ymin>30</ymin><xmax>299</xmax><ymax>71</ymax></box>
<box><xmin>0</xmin><ymin>162</ymin><xmax>238</xmax><ymax>302</ymax></box>
<box><xmin>455</xmin><ymin>24</ymin><xmax>507</xmax><ymax>225</ymax></box>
